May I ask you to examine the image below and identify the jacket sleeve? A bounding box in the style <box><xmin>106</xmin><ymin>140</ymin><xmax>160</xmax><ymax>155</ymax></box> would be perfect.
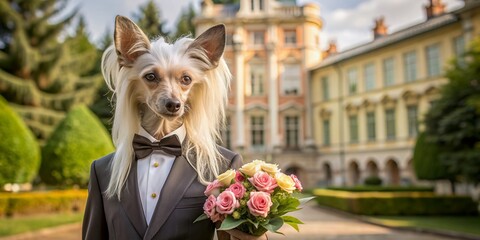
<box><xmin>229</xmin><ymin>153</ymin><xmax>243</xmax><ymax>170</ymax></box>
<box><xmin>82</xmin><ymin>161</ymin><xmax>109</xmax><ymax>240</ymax></box>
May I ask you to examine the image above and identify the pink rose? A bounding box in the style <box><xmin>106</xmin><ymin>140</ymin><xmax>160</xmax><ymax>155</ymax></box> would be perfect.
<box><xmin>247</xmin><ymin>191</ymin><xmax>272</xmax><ymax>218</ymax></box>
<box><xmin>216</xmin><ymin>190</ymin><xmax>240</xmax><ymax>214</ymax></box>
<box><xmin>204</xmin><ymin>180</ymin><xmax>222</xmax><ymax>196</ymax></box>
<box><xmin>235</xmin><ymin>171</ymin><xmax>245</xmax><ymax>182</ymax></box>
<box><xmin>248</xmin><ymin>171</ymin><xmax>278</xmax><ymax>193</ymax></box>
<box><xmin>290</xmin><ymin>174</ymin><xmax>303</xmax><ymax>192</ymax></box>
<box><xmin>203</xmin><ymin>195</ymin><xmax>216</xmax><ymax>217</ymax></box>
<box><xmin>227</xmin><ymin>182</ymin><xmax>246</xmax><ymax>199</ymax></box>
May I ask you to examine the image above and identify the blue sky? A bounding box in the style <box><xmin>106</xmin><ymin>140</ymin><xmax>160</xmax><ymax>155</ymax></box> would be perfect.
<box><xmin>71</xmin><ymin>0</ymin><xmax>464</xmax><ymax>51</ymax></box>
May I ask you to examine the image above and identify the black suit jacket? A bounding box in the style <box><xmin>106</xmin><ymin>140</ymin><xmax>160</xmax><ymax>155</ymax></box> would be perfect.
<box><xmin>82</xmin><ymin>147</ymin><xmax>243</xmax><ymax>240</ymax></box>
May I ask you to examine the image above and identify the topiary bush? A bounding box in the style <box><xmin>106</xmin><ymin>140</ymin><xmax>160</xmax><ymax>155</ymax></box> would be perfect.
<box><xmin>364</xmin><ymin>176</ymin><xmax>383</xmax><ymax>186</ymax></box>
<box><xmin>0</xmin><ymin>96</ymin><xmax>41</xmax><ymax>186</ymax></box>
<box><xmin>40</xmin><ymin>105</ymin><xmax>114</xmax><ymax>187</ymax></box>
<box><xmin>314</xmin><ymin>189</ymin><xmax>478</xmax><ymax>216</ymax></box>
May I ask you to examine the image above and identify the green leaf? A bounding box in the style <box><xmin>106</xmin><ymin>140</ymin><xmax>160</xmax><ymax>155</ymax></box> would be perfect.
<box><xmin>261</xmin><ymin>217</ymin><xmax>284</xmax><ymax>234</ymax></box>
<box><xmin>193</xmin><ymin>213</ymin><xmax>209</xmax><ymax>223</ymax></box>
<box><xmin>281</xmin><ymin>215</ymin><xmax>304</xmax><ymax>224</ymax></box>
<box><xmin>284</xmin><ymin>221</ymin><xmax>299</xmax><ymax>232</ymax></box>
<box><xmin>281</xmin><ymin>215</ymin><xmax>303</xmax><ymax>232</ymax></box>
<box><xmin>218</xmin><ymin>216</ymin><xmax>247</xmax><ymax>230</ymax></box>
<box><xmin>276</xmin><ymin>197</ymin><xmax>300</xmax><ymax>215</ymax></box>
<box><xmin>298</xmin><ymin>196</ymin><xmax>315</xmax><ymax>206</ymax></box>
<box><xmin>246</xmin><ymin>218</ymin><xmax>259</xmax><ymax>228</ymax></box>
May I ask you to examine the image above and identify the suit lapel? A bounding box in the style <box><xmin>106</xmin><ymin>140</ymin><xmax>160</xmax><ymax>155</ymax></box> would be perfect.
<box><xmin>144</xmin><ymin>155</ymin><xmax>197</xmax><ymax>240</ymax></box>
<box><xmin>120</xmin><ymin>162</ymin><xmax>148</xmax><ymax>237</ymax></box>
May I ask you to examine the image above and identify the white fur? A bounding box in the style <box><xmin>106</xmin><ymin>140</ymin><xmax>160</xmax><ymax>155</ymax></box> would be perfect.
<box><xmin>102</xmin><ymin>37</ymin><xmax>231</xmax><ymax>200</ymax></box>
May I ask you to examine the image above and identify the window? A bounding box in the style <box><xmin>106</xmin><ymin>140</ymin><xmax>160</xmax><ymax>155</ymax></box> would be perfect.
<box><xmin>259</xmin><ymin>0</ymin><xmax>264</xmax><ymax>10</ymax></box>
<box><xmin>323</xmin><ymin>120</ymin><xmax>330</xmax><ymax>146</ymax></box>
<box><xmin>404</xmin><ymin>51</ymin><xmax>417</xmax><ymax>82</ymax></box>
<box><xmin>383</xmin><ymin>57</ymin><xmax>395</xmax><ymax>87</ymax></box>
<box><xmin>385</xmin><ymin>109</ymin><xmax>396</xmax><ymax>140</ymax></box>
<box><xmin>349</xmin><ymin>115</ymin><xmax>358</xmax><ymax>143</ymax></box>
<box><xmin>285</xmin><ymin>116</ymin><xmax>299</xmax><ymax>148</ymax></box>
<box><xmin>249</xmin><ymin>64</ymin><xmax>264</xmax><ymax>96</ymax></box>
<box><xmin>426</xmin><ymin>44</ymin><xmax>441</xmax><ymax>77</ymax></box>
<box><xmin>453</xmin><ymin>35</ymin><xmax>465</xmax><ymax>65</ymax></box>
<box><xmin>221</xmin><ymin>117</ymin><xmax>232</xmax><ymax>149</ymax></box>
<box><xmin>251</xmin><ymin>31</ymin><xmax>264</xmax><ymax>45</ymax></box>
<box><xmin>250</xmin><ymin>0</ymin><xmax>255</xmax><ymax>11</ymax></box>
<box><xmin>453</xmin><ymin>35</ymin><xmax>465</xmax><ymax>57</ymax></box>
<box><xmin>364</xmin><ymin>63</ymin><xmax>375</xmax><ymax>91</ymax></box>
<box><xmin>251</xmin><ymin>116</ymin><xmax>264</xmax><ymax>148</ymax></box>
<box><xmin>282</xmin><ymin>64</ymin><xmax>301</xmax><ymax>95</ymax></box>
<box><xmin>347</xmin><ymin>68</ymin><xmax>358</xmax><ymax>94</ymax></box>
<box><xmin>284</xmin><ymin>30</ymin><xmax>297</xmax><ymax>45</ymax></box>
<box><xmin>407</xmin><ymin>106</ymin><xmax>418</xmax><ymax>137</ymax></box>
<box><xmin>366</xmin><ymin>112</ymin><xmax>376</xmax><ymax>141</ymax></box>
<box><xmin>322</xmin><ymin>76</ymin><xmax>329</xmax><ymax>100</ymax></box>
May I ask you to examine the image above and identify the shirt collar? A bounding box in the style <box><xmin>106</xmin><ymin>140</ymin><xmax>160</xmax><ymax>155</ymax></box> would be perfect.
<box><xmin>138</xmin><ymin>124</ymin><xmax>186</xmax><ymax>143</ymax></box>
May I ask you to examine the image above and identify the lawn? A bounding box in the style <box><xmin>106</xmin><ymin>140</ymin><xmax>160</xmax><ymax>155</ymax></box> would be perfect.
<box><xmin>0</xmin><ymin>213</ymin><xmax>83</xmax><ymax>237</ymax></box>
<box><xmin>365</xmin><ymin>215</ymin><xmax>480</xmax><ymax>237</ymax></box>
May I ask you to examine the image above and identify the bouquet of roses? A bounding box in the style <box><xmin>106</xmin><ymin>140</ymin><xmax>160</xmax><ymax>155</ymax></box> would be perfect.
<box><xmin>194</xmin><ymin>160</ymin><xmax>313</xmax><ymax>236</ymax></box>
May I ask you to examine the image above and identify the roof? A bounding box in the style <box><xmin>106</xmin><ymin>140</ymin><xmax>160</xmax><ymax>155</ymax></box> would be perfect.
<box><xmin>312</xmin><ymin>13</ymin><xmax>459</xmax><ymax>69</ymax></box>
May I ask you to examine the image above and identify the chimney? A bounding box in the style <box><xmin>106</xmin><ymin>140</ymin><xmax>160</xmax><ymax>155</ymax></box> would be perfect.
<box><xmin>372</xmin><ymin>16</ymin><xmax>388</xmax><ymax>39</ymax></box>
<box><xmin>425</xmin><ymin>0</ymin><xmax>446</xmax><ymax>19</ymax></box>
<box><xmin>323</xmin><ymin>40</ymin><xmax>338</xmax><ymax>58</ymax></box>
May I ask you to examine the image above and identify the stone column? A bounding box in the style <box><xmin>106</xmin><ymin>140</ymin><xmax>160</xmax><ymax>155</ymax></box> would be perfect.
<box><xmin>233</xmin><ymin>30</ymin><xmax>245</xmax><ymax>151</ymax></box>
<box><xmin>266</xmin><ymin>25</ymin><xmax>279</xmax><ymax>152</ymax></box>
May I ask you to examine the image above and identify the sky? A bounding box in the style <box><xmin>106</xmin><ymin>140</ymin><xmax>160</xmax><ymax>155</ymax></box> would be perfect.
<box><xmin>71</xmin><ymin>0</ymin><xmax>465</xmax><ymax>51</ymax></box>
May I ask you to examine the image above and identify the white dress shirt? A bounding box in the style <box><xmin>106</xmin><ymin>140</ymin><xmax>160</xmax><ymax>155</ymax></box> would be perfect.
<box><xmin>136</xmin><ymin>125</ymin><xmax>186</xmax><ymax>225</ymax></box>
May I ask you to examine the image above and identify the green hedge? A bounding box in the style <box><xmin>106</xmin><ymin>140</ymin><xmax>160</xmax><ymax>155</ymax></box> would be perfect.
<box><xmin>326</xmin><ymin>186</ymin><xmax>435</xmax><ymax>192</ymax></box>
<box><xmin>314</xmin><ymin>189</ymin><xmax>477</xmax><ymax>216</ymax></box>
<box><xmin>40</xmin><ymin>105</ymin><xmax>114</xmax><ymax>186</ymax></box>
<box><xmin>0</xmin><ymin>96</ymin><xmax>41</xmax><ymax>185</ymax></box>
<box><xmin>0</xmin><ymin>190</ymin><xmax>87</xmax><ymax>217</ymax></box>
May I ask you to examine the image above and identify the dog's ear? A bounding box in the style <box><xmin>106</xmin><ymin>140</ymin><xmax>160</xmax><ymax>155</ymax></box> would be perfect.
<box><xmin>187</xmin><ymin>24</ymin><xmax>226</xmax><ymax>69</ymax></box>
<box><xmin>114</xmin><ymin>15</ymin><xmax>150</xmax><ymax>67</ymax></box>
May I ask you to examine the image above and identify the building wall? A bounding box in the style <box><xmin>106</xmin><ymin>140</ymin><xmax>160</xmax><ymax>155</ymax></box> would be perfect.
<box><xmin>310</xmin><ymin>13</ymin><xmax>478</xmax><ymax>187</ymax></box>
<box><xmin>195</xmin><ymin>0</ymin><xmax>323</xmax><ymax>187</ymax></box>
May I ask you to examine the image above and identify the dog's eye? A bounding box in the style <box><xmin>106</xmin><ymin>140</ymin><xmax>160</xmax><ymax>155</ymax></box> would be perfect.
<box><xmin>144</xmin><ymin>73</ymin><xmax>157</xmax><ymax>82</ymax></box>
<box><xmin>181</xmin><ymin>75</ymin><xmax>192</xmax><ymax>85</ymax></box>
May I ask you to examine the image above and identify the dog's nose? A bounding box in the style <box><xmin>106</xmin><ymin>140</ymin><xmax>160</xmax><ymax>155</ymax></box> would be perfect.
<box><xmin>165</xmin><ymin>99</ymin><xmax>181</xmax><ymax>113</ymax></box>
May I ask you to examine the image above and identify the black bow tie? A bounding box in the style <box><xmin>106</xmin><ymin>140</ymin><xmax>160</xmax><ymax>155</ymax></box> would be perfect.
<box><xmin>132</xmin><ymin>134</ymin><xmax>182</xmax><ymax>159</ymax></box>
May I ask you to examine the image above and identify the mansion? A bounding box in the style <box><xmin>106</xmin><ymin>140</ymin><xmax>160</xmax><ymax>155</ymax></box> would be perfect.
<box><xmin>195</xmin><ymin>0</ymin><xmax>480</xmax><ymax>188</ymax></box>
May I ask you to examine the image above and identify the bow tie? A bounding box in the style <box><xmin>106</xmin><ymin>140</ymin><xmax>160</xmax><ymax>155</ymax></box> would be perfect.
<box><xmin>132</xmin><ymin>134</ymin><xmax>183</xmax><ymax>159</ymax></box>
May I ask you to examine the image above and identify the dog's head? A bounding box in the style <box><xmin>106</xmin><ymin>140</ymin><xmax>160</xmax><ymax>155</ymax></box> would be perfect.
<box><xmin>112</xmin><ymin>15</ymin><xmax>226</xmax><ymax>120</ymax></box>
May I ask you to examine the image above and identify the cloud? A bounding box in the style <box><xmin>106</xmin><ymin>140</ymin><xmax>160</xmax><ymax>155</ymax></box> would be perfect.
<box><xmin>317</xmin><ymin>0</ymin><xmax>464</xmax><ymax>51</ymax></box>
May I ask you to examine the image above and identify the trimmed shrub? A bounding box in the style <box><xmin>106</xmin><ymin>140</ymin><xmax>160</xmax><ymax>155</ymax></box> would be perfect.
<box><xmin>0</xmin><ymin>190</ymin><xmax>87</xmax><ymax>217</ymax></box>
<box><xmin>413</xmin><ymin>132</ymin><xmax>449</xmax><ymax>180</ymax></box>
<box><xmin>364</xmin><ymin>176</ymin><xmax>382</xmax><ymax>186</ymax></box>
<box><xmin>40</xmin><ymin>105</ymin><xmax>114</xmax><ymax>186</ymax></box>
<box><xmin>0</xmin><ymin>96</ymin><xmax>41</xmax><ymax>186</ymax></box>
<box><xmin>326</xmin><ymin>186</ymin><xmax>434</xmax><ymax>192</ymax></box>
<box><xmin>314</xmin><ymin>189</ymin><xmax>478</xmax><ymax>216</ymax></box>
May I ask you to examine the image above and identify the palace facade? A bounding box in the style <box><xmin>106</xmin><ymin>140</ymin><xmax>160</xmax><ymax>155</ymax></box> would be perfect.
<box><xmin>310</xmin><ymin>0</ymin><xmax>480</xmax><ymax>187</ymax></box>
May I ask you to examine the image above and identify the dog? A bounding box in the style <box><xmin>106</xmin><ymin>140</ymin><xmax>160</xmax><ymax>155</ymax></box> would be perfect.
<box><xmin>101</xmin><ymin>16</ymin><xmax>232</xmax><ymax>199</ymax></box>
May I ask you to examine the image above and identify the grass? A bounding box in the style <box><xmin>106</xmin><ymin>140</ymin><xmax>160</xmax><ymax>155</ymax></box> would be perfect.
<box><xmin>366</xmin><ymin>215</ymin><xmax>480</xmax><ymax>237</ymax></box>
<box><xmin>0</xmin><ymin>213</ymin><xmax>83</xmax><ymax>237</ymax></box>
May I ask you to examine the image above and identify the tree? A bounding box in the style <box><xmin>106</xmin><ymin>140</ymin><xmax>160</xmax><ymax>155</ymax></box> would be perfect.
<box><xmin>0</xmin><ymin>95</ymin><xmax>40</xmax><ymax>186</ymax></box>
<box><xmin>413</xmin><ymin>132</ymin><xmax>451</xmax><ymax>181</ymax></box>
<box><xmin>89</xmin><ymin>29</ymin><xmax>114</xmax><ymax>131</ymax></box>
<box><xmin>134</xmin><ymin>0</ymin><xmax>169</xmax><ymax>39</ymax></box>
<box><xmin>172</xmin><ymin>4</ymin><xmax>196</xmax><ymax>39</ymax></box>
<box><xmin>0</xmin><ymin>0</ymin><xmax>102</xmax><ymax>142</ymax></box>
<box><xmin>40</xmin><ymin>105</ymin><xmax>114</xmax><ymax>187</ymax></box>
<box><xmin>424</xmin><ymin>38</ymin><xmax>480</xmax><ymax>187</ymax></box>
